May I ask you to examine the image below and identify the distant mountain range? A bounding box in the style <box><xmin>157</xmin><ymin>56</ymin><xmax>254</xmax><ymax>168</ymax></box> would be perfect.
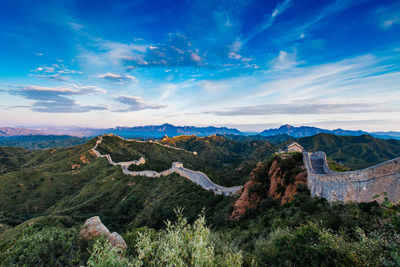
<box><xmin>0</xmin><ymin>127</ymin><xmax>51</xmax><ymax>137</ymax></box>
<box><xmin>1</xmin><ymin>123</ymin><xmax>399</xmax><ymax>140</ymax></box>
<box><xmin>259</xmin><ymin>124</ymin><xmax>368</xmax><ymax>138</ymax></box>
<box><xmin>259</xmin><ymin>124</ymin><xmax>400</xmax><ymax>140</ymax></box>
<box><xmin>91</xmin><ymin>124</ymin><xmax>243</xmax><ymax>138</ymax></box>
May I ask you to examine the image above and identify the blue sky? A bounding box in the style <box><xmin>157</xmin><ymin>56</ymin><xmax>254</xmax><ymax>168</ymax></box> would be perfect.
<box><xmin>0</xmin><ymin>0</ymin><xmax>399</xmax><ymax>131</ymax></box>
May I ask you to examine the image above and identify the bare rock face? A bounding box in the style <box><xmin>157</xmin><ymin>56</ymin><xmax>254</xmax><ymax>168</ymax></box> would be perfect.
<box><xmin>109</xmin><ymin>232</ymin><xmax>128</xmax><ymax>250</ymax></box>
<box><xmin>282</xmin><ymin>170</ymin><xmax>307</xmax><ymax>203</ymax></box>
<box><xmin>267</xmin><ymin>161</ymin><xmax>307</xmax><ymax>203</ymax></box>
<box><xmin>80</xmin><ymin>216</ymin><xmax>127</xmax><ymax>250</ymax></box>
<box><xmin>80</xmin><ymin>216</ymin><xmax>111</xmax><ymax>239</ymax></box>
<box><xmin>231</xmin><ymin>154</ymin><xmax>307</xmax><ymax>219</ymax></box>
<box><xmin>231</xmin><ymin>162</ymin><xmax>264</xmax><ymax>220</ymax></box>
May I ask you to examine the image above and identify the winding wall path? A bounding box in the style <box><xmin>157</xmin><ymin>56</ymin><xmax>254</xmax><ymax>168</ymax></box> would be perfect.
<box><xmin>303</xmin><ymin>151</ymin><xmax>400</xmax><ymax>203</ymax></box>
<box><xmin>92</xmin><ymin>135</ymin><xmax>242</xmax><ymax>196</ymax></box>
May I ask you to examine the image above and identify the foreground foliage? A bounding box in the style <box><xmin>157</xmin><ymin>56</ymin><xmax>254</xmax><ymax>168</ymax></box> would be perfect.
<box><xmin>88</xmin><ymin>210</ymin><xmax>243</xmax><ymax>267</ymax></box>
<box><xmin>1</xmin><ymin>198</ymin><xmax>398</xmax><ymax>266</ymax></box>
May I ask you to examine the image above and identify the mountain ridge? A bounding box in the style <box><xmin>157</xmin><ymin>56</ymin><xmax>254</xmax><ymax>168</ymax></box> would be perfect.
<box><xmin>259</xmin><ymin>124</ymin><xmax>368</xmax><ymax>137</ymax></box>
<box><xmin>1</xmin><ymin>124</ymin><xmax>399</xmax><ymax>140</ymax></box>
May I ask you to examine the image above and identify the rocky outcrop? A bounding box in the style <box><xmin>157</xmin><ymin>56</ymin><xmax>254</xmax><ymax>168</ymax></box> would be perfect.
<box><xmin>231</xmin><ymin>154</ymin><xmax>307</xmax><ymax>219</ymax></box>
<box><xmin>80</xmin><ymin>216</ymin><xmax>110</xmax><ymax>239</ymax></box>
<box><xmin>268</xmin><ymin>160</ymin><xmax>307</xmax><ymax>203</ymax></box>
<box><xmin>231</xmin><ymin>163</ymin><xmax>264</xmax><ymax>220</ymax></box>
<box><xmin>80</xmin><ymin>216</ymin><xmax>127</xmax><ymax>250</ymax></box>
<box><xmin>108</xmin><ymin>232</ymin><xmax>127</xmax><ymax>250</ymax></box>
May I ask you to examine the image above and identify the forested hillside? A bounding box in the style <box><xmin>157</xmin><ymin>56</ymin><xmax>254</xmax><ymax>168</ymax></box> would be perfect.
<box><xmin>0</xmin><ymin>135</ymin><xmax>89</xmax><ymax>150</ymax></box>
<box><xmin>0</xmin><ymin>134</ymin><xmax>399</xmax><ymax>266</ymax></box>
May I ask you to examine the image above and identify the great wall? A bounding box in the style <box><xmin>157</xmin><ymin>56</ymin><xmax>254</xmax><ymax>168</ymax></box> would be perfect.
<box><xmin>92</xmin><ymin>134</ymin><xmax>399</xmax><ymax>202</ymax></box>
<box><xmin>303</xmin><ymin>151</ymin><xmax>400</xmax><ymax>203</ymax></box>
<box><xmin>92</xmin><ymin>135</ymin><xmax>242</xmax><ymax>196</ymax></box>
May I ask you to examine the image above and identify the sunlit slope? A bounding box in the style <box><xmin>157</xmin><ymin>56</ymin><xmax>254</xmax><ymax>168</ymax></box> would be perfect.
<box><xmin>96</xmin><ymin>135</ymin><xmax>277</xmax><ymax>186</ymax></box>
<box><xmin>0</xmin><ymin>136</ymin><xmax>233</xmax><ymax>230</ymax></box>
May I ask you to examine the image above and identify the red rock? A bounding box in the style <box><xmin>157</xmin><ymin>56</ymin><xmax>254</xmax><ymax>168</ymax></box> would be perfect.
<box><xmin>108</xmin><ymin>232</ymin><xmax>127</xmax><ymax>250</ymax></box>
<box><xmin>80</xmin><ymin>216</ymin><xmax>111</xmax><ymax>240</ymax></box>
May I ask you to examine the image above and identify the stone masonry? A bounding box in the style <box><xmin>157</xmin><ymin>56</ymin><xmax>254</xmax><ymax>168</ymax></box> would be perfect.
<box><xmin>92</xmin><ymin>135</ymin><xmax>242</xmax><ymax>196</ymax></box>
<box><xmin>303</xmin><ymin>151</ymin><xmax>400</xmax><ymax>203</ymax></box>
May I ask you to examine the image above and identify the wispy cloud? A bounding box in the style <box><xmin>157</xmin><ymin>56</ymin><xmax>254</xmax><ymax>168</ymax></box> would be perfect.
<box><xmin>34</xmin><ymin>74</ymin><xmax>69</xmax><ymax>82</ymax></box>
<box><xmin>122</xmin><ymin>34</ymin><xmax>205</xmax><ymax>68</ymax></box>
<box><xmin>96</xmin><ymin>72</ymin><xmax>138</xmax><ymax>83</ymax></box>
<box><xmin>206</xmin><ymin>103</ymin><xmax>394</xmax><ymax>116</ymax></box>
<box><xmin>31</xmin><ymin>63</ymin><xmax>82</xmax><ymax>82</ymax></box>
<box><xmin>269</xmin><ymin>50</ymin><xmax>303</xmax><ymax>70</ymax></box>
<box><xmin>114</xmin><ymin>95</ymin><xmax>166</xmax><ymax>112</ymax></box>
<box><xmin>271</xmin><ymin>0</ymin><xmax>371</xmax><ymax>46</ymax></box>
<box><xmin>79</xmin><ymin>33</ymin><xmax>205</xmax><ymax>70</ymax></box>
<box><xmin>244</xmin><ymin>0</ymin><xmax>292</xmax><ymax>43</ymax></box>
<box><xmin>245</xmin><ymin>54</ymin><xmax>400</xmax><ymax>102</ymax></box>
<box><xmin>6</xmin><ymin>85</ymin><xmax>106</xmax><ymax>113</ymax></box>
<box><xmin>375</xmin><ymin>2</ymin><xmax>400</xmax><ymax>28</ymax></box>
<box><xmin>190</xmin><ymin>52</ymin><xmax>400</xmax><ymax>116</ymax></box>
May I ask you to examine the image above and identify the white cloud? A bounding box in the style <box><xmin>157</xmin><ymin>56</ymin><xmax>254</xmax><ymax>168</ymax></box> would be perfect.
<box><xmin>383</xmin><ymin>18</ymin><xmax>399</xmax><ymax>27</ymax></box>
<box><xmin>115</xmin><ymin>95</ymin><xmax>166</xmax><ymax>111</ymax></box>
<box><xmin>376</xmin><ymin>2</ymin><xmax>400</xmax><ymax>28</ymax></box>
<box><xmin>269</xmin><ymin>51</ymin><xmax>303</xmax><ymax>70</ymax></box>
<box><xmin>228</xmin><ymin>52</ymin><xmax>241</xmax><ymax>59</ymax></box>
<box><xmin>5</xmin><ymin>84</ymin><xmax>106</xmax><ymax>113</ymax></box>
<box><xmin>201</xmin><ymin>80</ymin><xmax>230</xmax><ymax>92</ymax></box>
<box><xmin>272</xmin><ymin>0</ymin><xmax>291</xmax><ymax>18</ymax></box>
<box><xmin>230</xmin><ymin>40</ymin><xmax>242</xmax><ymax>52</ymax></box>
<box><xmin>96</xmin><ymin>72</ymin><xmax>138</xmax><ymax>83</ymax></box>
<box><xmin>190</xmin><ymin>52</ymin><xmax>202</xmax><ymax>63</ymax></box>
<box><xmin>244</xmin><ymin>0</ymin><xmax>293</xmax><ymax>43</ymax></box>
<box><xmin>207</xmin><ymin>103</ymin><xmax>394</xmax><ymax>116</ymax></box>
<box><xmin>11</xmin><ymin>84</ymin><xmax>105</xmax><ymax>95</ymax></box>
<box><xmin>32</xmin><ymin>63</ymin><xmax>82</xmax><ymax>82</ymax></box>
<box><xmin>68</xmin><ymin>22</ymin><xmax>84</xmax><ymax>31</ymax></box>
<box><xmin>186</xmin><ymin>52</ymin><xmax>400</xmax><ymax>122</ymax></box>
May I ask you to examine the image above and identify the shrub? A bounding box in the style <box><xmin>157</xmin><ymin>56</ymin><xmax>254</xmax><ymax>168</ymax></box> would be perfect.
<box><xmin>131</xmin><ymin>209</ymin><xmax>243</xmax><ymax>266</ymax></box>
<box><xmin>253</xmin><ymin>223</ymin><xmax>354</xmax><ymax>266</ymax></box>
<box><xmin>92</xmin><ymin>209</ymin><xmax>243</xmax><ymax>266</ymax></box>
<box><xmin>1</xmin><ymin>226</ymin><xmax>88</xmax><ymax>266</ymax></box>
<box><xmin>87</xmin><ymin>239</ymin><xmax>134</xmax><ymax>267</ymax></box>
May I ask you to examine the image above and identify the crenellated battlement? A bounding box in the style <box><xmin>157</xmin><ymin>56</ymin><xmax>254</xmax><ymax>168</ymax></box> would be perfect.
<box><xmin>303</xmin><ymin>151</ymin><xmax>400</xmax><ymax>203</ymax></box>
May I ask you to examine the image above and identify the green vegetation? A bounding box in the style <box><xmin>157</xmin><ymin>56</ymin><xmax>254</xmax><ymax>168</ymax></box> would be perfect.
<box><xmin>98</xmin><ymin>135</ymin><xmax>276</xmax><ymax>186</ymax></box>
<box><xmin>0</xmin><ymin>137</ymin><xmax>231</xmax><ymax>230</ymax></box>
<box><xmin>0</xmin><ymin>135</ymin><xmax>89</xmax><ymax>150</ymax></box>
<box><xmin>220</xmin><ymin>133</ymin><xmax>293</xmax><ymax>145</ymax></box>
<box><xmin>298</xmin><ymin>133</ymin><xmax>400</xmax><ymax>169</ymax></box>
<box><xmin>222</xmin><ymin>189</ymin><xmax>400</xmax><ymax>266</ymax></box>
<box><xmin>88</xmin><ymin>210</ymin><xmax>242</xmax><ymax>266</ymax></box>
<box><xmin>328</xmin><ymin>160</ymin><xmax>351</xmax><ymax>172</ymax></box>
<box><xmin>0</xmin><ymin>133</ymin><xmax>399</xmax><ymax>266</ymax></box>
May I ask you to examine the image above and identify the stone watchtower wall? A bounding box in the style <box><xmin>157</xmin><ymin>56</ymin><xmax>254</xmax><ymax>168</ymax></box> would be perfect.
<box><xmin>303</xmin><ymin>151</ymin><xmax>400</xmax><ymax>203</ymax></box>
